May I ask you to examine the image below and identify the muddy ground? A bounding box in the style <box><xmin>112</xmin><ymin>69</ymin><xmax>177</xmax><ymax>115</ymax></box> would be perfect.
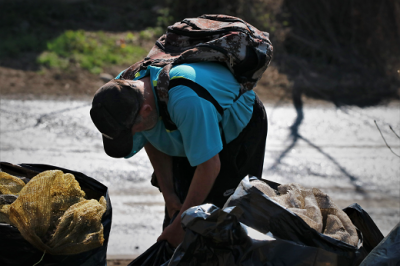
<box><xmin>0</xmin><ymin>61</ymin><xmax>292</xmax><ymax>104</ymax></box>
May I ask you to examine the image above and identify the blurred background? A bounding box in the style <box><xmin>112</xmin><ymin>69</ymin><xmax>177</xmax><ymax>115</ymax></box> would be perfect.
<box><xmin>0</xmin><ymin>0</ymin><xmax>399</xmax><ymax>104</ymax></box>
<box><xmin>1</xmin><ymin>0</ymin><xmax>399</xmax><ymax>263</ymax></box>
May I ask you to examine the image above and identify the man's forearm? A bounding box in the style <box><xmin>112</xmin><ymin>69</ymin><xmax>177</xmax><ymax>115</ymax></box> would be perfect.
<box><xmin>157</xmin><ymin>153</ymin><xmax>221</xmax><ymax>247</ymax></box>
<box><xmin>178</xmin><ymin>154</ymin><xmax>221</xmax><ymax>217</ymax></box>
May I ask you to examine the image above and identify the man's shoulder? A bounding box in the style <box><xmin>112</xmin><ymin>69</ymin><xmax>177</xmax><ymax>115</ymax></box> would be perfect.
<box><xmin>170</xmin><ymin>62</ymin><xmax>231</xmax><ymax>78</ymax></box>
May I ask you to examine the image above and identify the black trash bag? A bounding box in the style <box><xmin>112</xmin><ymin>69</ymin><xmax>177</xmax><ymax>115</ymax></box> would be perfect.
<box><xmin>128</xmin><ymin>240</ymin><xmax>174</xmax><ymax>266</ymax></box>
<box><xmin>130</xmin><ymin>176</ymin><xmax>384</xmax><ymax>266</ymax></box>
<box><xmin>0</xmin><ymin>162</ymin><xmax>112</xmax><ymax>266</ymax></box>
<box><xmin>168</xmin><ymin>204</ymin><xmax>348</xmax><ymax>265</ymax></box>
<box><xmin>343</xmin><ymin>204</ymin><xmax>384</xmax><ymax>253</ymax></box>
<box><xmin>359</xmin><ymin>222</ymin><xmax>400</xmax><ymax>266</ymax></box>
<box><xmin>221</xmin><ymin>176</ymin><xmax>385</xmax><ymax>265</ymax></box>
<box><xmin>166</xmin><ymin>176</ymin><xmax>384</xmax><ymax>266</ymax></box>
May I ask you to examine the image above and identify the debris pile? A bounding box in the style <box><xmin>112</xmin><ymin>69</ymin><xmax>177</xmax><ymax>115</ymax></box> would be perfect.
<box><xmin>250</xmin><ymin>180</ymin><xmax>359</xmax><ymax>246</ymax></box>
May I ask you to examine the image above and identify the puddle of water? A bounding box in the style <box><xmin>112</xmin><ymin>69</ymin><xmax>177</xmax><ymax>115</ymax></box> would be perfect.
<box><xmin>0</xmin><ymin>99</ymin><xmax>399</xmax><ymax>256</ymax></box>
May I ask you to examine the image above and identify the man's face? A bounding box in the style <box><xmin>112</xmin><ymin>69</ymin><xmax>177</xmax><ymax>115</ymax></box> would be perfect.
<box><xmin>131</xmin><ymin>112</ymin><xmax>158</xmax><ymax>135</ymax></box>
<box><xmin>131</xmin><ymin>114</ymin><xmax>147</xmax><ymax>133</ymax></box>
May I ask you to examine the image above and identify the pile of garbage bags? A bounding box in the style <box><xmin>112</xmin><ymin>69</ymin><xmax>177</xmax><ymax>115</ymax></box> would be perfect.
<box><xmin>0</xmin><ymin>162</ymin><xmax>111</xmax><ymax>266</ymax></box>
<box><xmin>130</xmin><ymin>176</ymin><xmax>387</xmax><ymax>266</ymax></box>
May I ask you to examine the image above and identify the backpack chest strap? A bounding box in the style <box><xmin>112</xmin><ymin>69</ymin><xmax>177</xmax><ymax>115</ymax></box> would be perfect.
<box><xmin>154</xmin><ymin>78</ymin><xmax>224</xmax><ymax>133</ymax></box>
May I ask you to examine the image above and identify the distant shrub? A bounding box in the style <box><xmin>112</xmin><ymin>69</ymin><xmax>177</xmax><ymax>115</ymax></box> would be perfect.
<box><xmin>37</xmin><ymin>30</ymin><xmax>148</xmax><ymax>74</ymax></box>
<box><xmin>139</xmin><ymin>27</ymin><xmax>164</xmax><ymax>41</ymax></box>
<box><xmin>37</xmin><ymin>52</ymin><xmax>69</xmax><ymax>69</ymax></box>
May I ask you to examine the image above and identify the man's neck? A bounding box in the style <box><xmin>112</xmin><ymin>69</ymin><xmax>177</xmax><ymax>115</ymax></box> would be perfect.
<box><xmin>142</xmin><ymin>76</ymin><xmax>156</xmax><ymax>109</ymax></box>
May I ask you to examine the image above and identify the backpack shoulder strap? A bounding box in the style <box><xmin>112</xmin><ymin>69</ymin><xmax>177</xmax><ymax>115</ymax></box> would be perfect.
<box><xmin>154</xmin><ymin>78</ymin><xmax>224</xmax><ymax>132</ymax></box>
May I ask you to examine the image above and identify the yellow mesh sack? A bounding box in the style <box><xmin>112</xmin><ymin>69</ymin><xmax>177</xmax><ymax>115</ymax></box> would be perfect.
<box><xmin>9</xmin><ymin>170</ymin><xmax>107</xmax><ymax>255</ymax></box>
<box><xmin>47</xmin><ymin>197</ymin><xmax>107</xmax><ymax>254</ymax></box>
<box><xmin>0</xmin><ymin>204</ymin><xmax>11</xmax><ymax>224</ymax></box>
<box><xmin>0</xmin><ymin>171</ymin><xmax>26</xmax><ymax>195</ymax></box>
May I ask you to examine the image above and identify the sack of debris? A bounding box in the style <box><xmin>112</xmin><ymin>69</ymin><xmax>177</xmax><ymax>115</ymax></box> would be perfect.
<box><xmin>0</xmin><ymin>162</ymin><xmax>112</xmax><ymax>266</ymax></box>
<box><xmin>132</xmin><ymin>176</ymin><xmax>384</xmax><ymax>266</ymax></box>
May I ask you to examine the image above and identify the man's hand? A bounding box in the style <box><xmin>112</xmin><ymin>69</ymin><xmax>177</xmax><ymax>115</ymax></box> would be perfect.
<box><xmin>157</xmin><ymin>217</ymin><xmax>185</xmax><ymax>248</ymax></box>
<box><xmin>158</xmin><ymin>154</ymin><xmax>221</xmax><ymax>247</ymax></box>
<box><xmin>146</xmin><ymin>144</ymin><xmax>221</xmax><ymax>247</ymax></box>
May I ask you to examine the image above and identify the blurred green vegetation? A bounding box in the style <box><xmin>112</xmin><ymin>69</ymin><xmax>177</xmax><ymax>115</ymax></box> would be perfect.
<box><xmin>0</xmin><ymin>0</ymin><xmax>161</xmax><ymax>69</ymax></box>
<box><xmin>0</xmin><ymin>0</ymin><xmax>398</xmax><ymax>104</ymax></box>
<box><xmin>36</xmin><ymin>30</ymin><xmax>148</xmax><ymax>74</ymax></box>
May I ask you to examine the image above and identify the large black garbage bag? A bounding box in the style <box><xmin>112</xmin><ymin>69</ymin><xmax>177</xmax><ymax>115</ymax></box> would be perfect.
<box><xmin>0</xmin><ymin>162</ymin><xmax>112</xmax><ymax>266</ymax></box>
<box><xmin>167</xmin><ymin>177</ymin><xmax>384</xmax><ymax>266</ymax></box>
<box><xmin>221</xmin><ymin>176</ymin><xmax>385</xmax><ymax>265</ymax></box>
<box><xmin>168</xmin><ymin>204</ymin><xmax>346</xmax><ymax>266</ymax></box>
<box><xmin>359</xmin><ymin>222</ymin><xmax>400</xmax><ymax>266</ymax></box>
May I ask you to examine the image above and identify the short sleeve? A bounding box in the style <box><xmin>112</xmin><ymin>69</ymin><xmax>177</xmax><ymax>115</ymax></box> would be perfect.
<box><xmin>169</xmin><ymin>92</ymin><xmax>223</xmax><ymax>166</ymax></box>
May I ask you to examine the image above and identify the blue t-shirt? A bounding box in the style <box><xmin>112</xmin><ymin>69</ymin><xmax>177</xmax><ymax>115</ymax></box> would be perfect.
<box><xmin>119</xmin><ymin>62</ymin><xmax>255</xmax><ymax>166</ymax></box>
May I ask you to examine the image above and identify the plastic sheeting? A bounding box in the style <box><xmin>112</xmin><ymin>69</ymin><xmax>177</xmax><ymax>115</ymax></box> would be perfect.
<box><xmin>359</xmin><ymin>222</ymin><xmax>400</xmax><ymax>266</ymax></box>
<box><xmin>0</xmin><ymin>162</ymin><xmax>112</xmax><ymax>266</ymax></box>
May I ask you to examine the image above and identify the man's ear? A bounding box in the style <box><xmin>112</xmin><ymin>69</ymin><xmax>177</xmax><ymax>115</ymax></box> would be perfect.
<box><xmin>140</xmin><ymin>104</ymin><xmax>153</xmax><ymax>118</ymax></box>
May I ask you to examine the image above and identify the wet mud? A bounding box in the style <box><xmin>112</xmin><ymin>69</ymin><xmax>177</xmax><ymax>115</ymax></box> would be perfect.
<box><xmin>0</xmin><ymin>98</ymin><xmax>399</xmax><ymax>257</ymax></box>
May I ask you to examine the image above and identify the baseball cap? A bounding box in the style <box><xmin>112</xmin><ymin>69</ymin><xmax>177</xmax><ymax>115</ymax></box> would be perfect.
<box><xmin>90</xmin><ymin>79</ymin><xmax>144</xmax><ymax>158</ymax></box>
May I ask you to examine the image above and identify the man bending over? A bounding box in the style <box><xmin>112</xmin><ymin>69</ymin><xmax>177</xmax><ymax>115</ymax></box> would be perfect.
<box><xmin>90</xmin><ymin>62</ymin><xmax>268</xmax><ymax>247</ymax></box>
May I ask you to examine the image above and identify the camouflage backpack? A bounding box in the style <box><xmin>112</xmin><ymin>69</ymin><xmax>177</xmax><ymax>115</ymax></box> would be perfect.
<box><xmin>121</xmin><ymin>14</ymin><xmax>273</xmax><ymax>131</ymax></box>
